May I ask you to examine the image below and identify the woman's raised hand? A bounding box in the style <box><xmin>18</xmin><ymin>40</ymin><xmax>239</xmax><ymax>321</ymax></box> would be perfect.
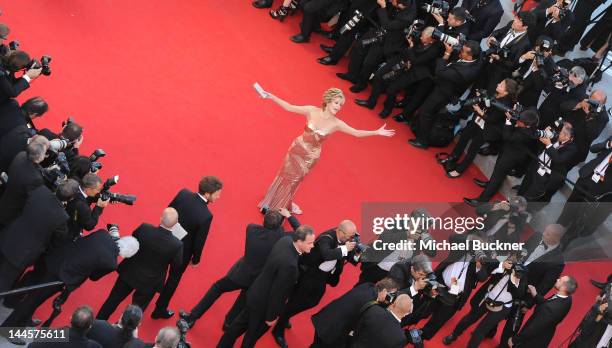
<box><xmin>377</xmin><ymin>124</ymin><xmax>395</xmax><ymax>137</ymax></box>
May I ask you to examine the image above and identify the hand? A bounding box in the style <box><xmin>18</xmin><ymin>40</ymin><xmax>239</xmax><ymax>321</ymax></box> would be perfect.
<box><xmin>472</xmin><ymin>104</ymin><xmax>484</xmax><ymax>116</ymax></box>
<box><xmin>414</xmin><ymin>277</ymin><xmax>427</xmax><ymax>291</ymax></box>
<box><xmin>265</xmin><ymin>318</ymin><xmax>278</xmax><ymax>327</ymax></box>
<box><xmin>278</xmin><ymin>208</ymin><xmax>291</xmax><ymax>218</ymax></box>
<box><xmin>443</xmin><ymin>42</ymin><xmax>453</xmax><ymax>54</ymax></box>
<box><xmin>377</xmin><ymin>0</ymin><xmax>386</xmax><ymax>7</ymax></box>
<box><xmin>97</xmin><ymin>198</ymin><xmax>110</xmax><ymax>208</ymax></box>
<box><xmin>539</xmin><ymin>136</ymin><xmax>552</xmax><ymax>146</ymax></box>
<box><xmin>475</xmin><ymin>260</ymin><xmax>482</xmax><ymax>270</ymax></box>
<box><xmin>25</xmin><ymin>67</ymin><xmax>43</xmax><ymax>80</ymax></box>
<box><xmin>377</xmin><ymin>124</ymin><xmax>395</xmax><ymax>137</ymax></box>
<box><xmin>502</xmin><ymin>260</ymin><xmax>513</xmax><ymax>270</ymax></box>
<box><xmin>490</xmin><ymin>54</ymin><xmax>500</xmax><ymax>61</ymax></box>
<box><xmin>579</xmin><ymin>99</ymin><xmax>590</xmax><ymax>114</ymax></box>
<box><xmin>404</xmin><ymin>60</ymin><xmax>412</xmax><ymax>69</ymax></box>
<box><xmin>550</xmin><ymin>6</ymin><xmax>560</xmax><ymax>19</ymax></box>
<box><xmin>499</xmin><ymin>200</ymin><xmax>511</xmax><ymax>211</ymax></box>
<box><xmin>407</xmin><ymin>37</ymin><xmax>414</xmax><ymax>48</ymax></box>
<box><xmin>508</xmin><ymin>337</ymin><xmax>513</xmax><ymax>347</ymax></box>
<box><xmin>521</xmin><ymin>51</ymin><xmax>535</xmax><ymax>61</ymax></box>
<box><xmin>451</xmin><ymin>276</ymin><xmax>458</xmax><ymax>285</ymax></box>
<box><xmin>487</xmin><ymin>37</ymin><xmax>497</xmax><ymax>47</ymax></box>
<box><xmin>505</xmin><ymin>111</ymin><xmax>513</xmax><ymax>120</ymax></box>
<box><xmin>527</xmin><ymin>285</ymin><xmax>537</xmax><ymax>297</ymax></box>
<box><xmin>431</xmin><ymin>12</ymin><xmax>444</xmax><ymax>25</ymax></box>
<box><xmin>345</xmin><ymin>241</ymin><xmax>357</xmax><ymax>252</ymax></box>
<box><xmin>598</xmin><ymin>302</ymin><xmax>608</xmax><ymax>314</ymax></box>
<box><xmin>73</xmin><ymin>135</ymin><xmax>84</xmax><ymax>149</ymax></box>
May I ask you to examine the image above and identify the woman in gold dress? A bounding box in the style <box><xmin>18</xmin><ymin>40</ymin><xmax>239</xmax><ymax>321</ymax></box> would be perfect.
<box><xmin>258</xmin><ymin>87</ymin><xmax>395</xmax><ymax>214</ymax></box>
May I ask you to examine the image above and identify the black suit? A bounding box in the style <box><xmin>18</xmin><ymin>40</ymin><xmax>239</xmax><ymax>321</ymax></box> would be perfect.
<box><xmin>311</xmin><ymin>282</ymin><xmax>378</xmax><ymax>348</ymax></box>
<box><xmin>561</xmin><ymin>103</ymin><xmax>609</xmax><ymax>167</ymax></box>
<box><xmin>530</xmin><ymin>1</ymin><xmax>574</xmax><ymax>43</ymax></box>
<box><xmin>87</xmin><ymin>320</ymin><xmax>146</xmax><ymax>348</ymax></box>
<box><xmin>415</xmin><ymin>57</ymin><xmax>482</xmax><ymax>146</ymax></box>
<box><xmin>476</xmin><ymin>202</ymin><xmax>529</xmax><ymax>246</ymax></box>
<box><xmin>65</xmin><ymin>193</ymin><xmax>104</xmax><ymax>243</ymax></box>
<box><xmin>97</xmin><ymin>224</ymin><xmax>183</xmax><ymax>319</ymax></box>
<box><xmin>218</xmin><ymin>236</ymin><xmax>301</xmax><ymax>348</ymax></box>
<box><xmin>2</xmin><ymin>230</ymin><xmax>118</xmax><ymax>329</ymax></box>
<box><xmin>28</xmin><ymin>329</ymin><xmax>102</xmax><ymax>348</ymax></box>
<box><xmin>351</xmin><ymin>304</ymin><xmax>407</xmax><ymax>348</ymax></box>
<box><xmin>512</xmin><ymin>294</ymin><xmax>572</xmax><ymax>348</ymax></box>
<box><xmin>155</xmin><ymin>189</ymin><xmax>213</xmax><ymax>312</ymax></box>
<box><xmin>515</xmin><ymin>55</ymin><xmax>556</xmax><ymax>108</ymax></box>
<box><xmin>558</xmin><ymin>0</ymin><xmax>605</xmax><ymax>52</ymax></box>
<box><xmin>0</xmin><ymin>124</ymin><xmax>32</xmax><ymax>173</ymax></box>
<box><xmin>0</xmin><ymin>99</ymin><xmax>30</xmax><ymax>141</ymax></box>
<box><xmin>0</xmin><ymin>185</ymin><xmax>68</xmax><ymax>292</ymax></box>
<box><xmin>273</xmin><ymin>229</ymin><xmax>356</xmax><ymax>338</ymax></box>
<box><xmin>539</xmin><ymin>82</ymin><xmax>588</xmax><ymax>129</ymax></box>
<box><xmin>462</xmin><ymin>0</ymin><xmax>504</xmax><ymax>42</ymax></box>
<box><xmin>0</xmin><ymin>68</ymin><xmax>30</xmax><ymax>105</ymax></box>
<box><xmin>187</xmin><ymin>216</ymin><xmax>299</xmax><ymax>326</ymax></box>
<box><xmin>0</xmin><ymin>151</ymin><xmax>43</xmax><ymax>229</ymax></box>
<box><xmin>569</xmin><ymin>303</ymin><xmax>611</xmax><ymax>348</ymax></box>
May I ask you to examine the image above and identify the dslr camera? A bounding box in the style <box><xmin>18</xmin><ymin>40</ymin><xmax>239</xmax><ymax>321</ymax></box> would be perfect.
<box><xmin>42</xmin><ymin>152</ymin><xmax>71</xmax><ymax>190</ymax></box>
<box><xmin>99</xmin><ymin>175</ymin><xmax>137</xmax><ymax>205</ymax></box>
<box><xmin>340</xmin><ymin>10</ymin><xmax>364</xmax><ymax>35</ymax></box>
<box><xmin>485</xmin><ymin>40</ymin><xmax>510</xmax><ymax>61</ymax></box>
<box><xmin>534</xmin><ymin>117</ymin><xmax>564</xmax><ymax>140</ymax></box>
<box><xmin>176</xmin><ymin>318</ymin><xmax>191</xmax><ymax>348</ymax></box>
<box><xmin>89</xmin><ymin>149</ymin><xmax>106</xmax><ymax>173</ymax></box>
<box><xmin>422</xmin><ymin>0</ymin><xmax>450</xmax><ymax>17</ymax></box>
<box><xmin>29</xmin><ymin>55</ymin><xmax>52</xmax><ymax>76</ymax></box>
<box><xmin>404</xmin><ymin>19</ymin><xmax>425</xmax><ymax>41</ymax></box>
<box><xmin>463</xmin><ymin>89</ymin><xmax>493</xmax><ymax>108</ymax></box>
<box><xmin>586</xmin><ymin>99</ymin><xmax>605</xmax><ymax>114</ymax></box>
<box><xmin>361</xmin><ymin>28</ymin><xmax>387</xmax><ymax>47</ymax></box>
<box><xmin>432</xmin><ymin>28</ymin><xmax>465</xmax><ymax>51</ymax></box>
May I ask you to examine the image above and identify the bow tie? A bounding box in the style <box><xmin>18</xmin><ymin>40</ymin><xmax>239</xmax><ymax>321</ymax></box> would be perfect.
<box><xmin>539</xmin><ymin>241</ymin><xmax>548</xmax><ymax>250</ymax></box>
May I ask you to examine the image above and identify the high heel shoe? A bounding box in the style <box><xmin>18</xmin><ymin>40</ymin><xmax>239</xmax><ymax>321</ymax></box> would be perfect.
<box><xmin>269</xmin><ymin>6</ymin><xmax>290</xmax><ymax>21</ymax></box>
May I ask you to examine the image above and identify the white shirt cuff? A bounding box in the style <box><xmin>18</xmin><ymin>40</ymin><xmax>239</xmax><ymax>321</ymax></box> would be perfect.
<box><xmin>409</xmin><ymin>286</ymin><xmax>418</xmax><ymax>297</ymax></box>
<box><xmin>22</xmin><ymin>75</ymin><xmax>31</xmax><ymax>83</ymax></box>
<box><xmin>546</xmin><ymin>144</ymin><xmax>553</xmax><ymax>149</ymax></box>
<box><xmin>492</xmin><ymin>262</ymin><xmax>504</xmax><ymax>274</ymax></box>
<box><xmin>505</xmin><ymin>119</ymin><xmax>512</xmax><ymax>126</ymax></box>
<box><xmin>519</xmin><ymin>57</ymin><xmax>525</xmax><ymax>64</ymax></box>
<box><xmin>449</xmin><ymin>284</ymin><xmax>462</xmax><ymax>295</ymax></box>
<box><xmin>339</xmin><ymin>245</ymin><xmax>348</xmax><ymax>257</ymax></box>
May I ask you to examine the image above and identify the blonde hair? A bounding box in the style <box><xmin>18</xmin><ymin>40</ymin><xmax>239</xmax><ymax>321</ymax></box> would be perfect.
<box><xmin>322</xmin><ymin>88</ymin><xmax>344</xmax><ymax>109</ymax></box>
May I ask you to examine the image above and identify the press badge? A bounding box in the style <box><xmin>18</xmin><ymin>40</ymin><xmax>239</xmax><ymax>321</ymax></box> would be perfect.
<box><xmin>592</xmin><ymin>172</ymin><xmax>602</xmax><ymax>183</ymax></box>
<box><xmin>475</xmin><ymin>116</ymin><xmax>485</xmax><ymax>129</ymax></box>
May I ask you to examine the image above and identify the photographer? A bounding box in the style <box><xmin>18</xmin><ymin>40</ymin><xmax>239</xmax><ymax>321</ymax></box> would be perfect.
<box><xmin>556</xmin><ymin>138</ymin><xmax>612</xmax><ymax>248</ymax></box>
<box><xmin>0</xmin><ymin>23</ymin><xmax>10</xmax><ymax>56</ymax></box>
<box><xmin>350</xmin><ymin>293</ymin><xmax>413</xmax><ymax>348</ymax></box>
<box><xmin>288</xmin><ymin>0</ymin><xmax>349</xmax><ymax>43</ymax></box>
<box><xmin>443</xmin><ymin>257</ymin><xmax>526</xmax><ymax>348</ymax></box>
<box><xmin>388</xmin><ymin>254</ymin><xmax>434</xmax><ymax>324</ymax></box>
<box><xmin>88</xmin><ymin>305</ymin><xmax>146</xmax><ymax>348</ymax></box>
<box><xmin>0</xmin><ymin>96</ymin><xmax>47</xmax><ymax>142</ymax></box>
<box><xmin>355</xmin><ymin>26</ymin><xmax>443</xmax><ymax>117</ymax></box>
<box><xmin>513</xmin><ymin>36</ymin><xmax>556</xmax><ymax>108</ymax></box>
<box><xmin>430</xmin><ymin>7</ymin><xmax>470</xmax><ymax>38</ymax></box>
<box><xmin>569</xmin><ymin>289</ymin><xmax>611</xmax><ymax>348</ymax></box>
<box><xmin>460</xmin><ymin>0</ymin><xmax>504</xmax><ymax>42</ymax></box>
<box><xmin>271</xmin><ymin>220</ymin><xmax>359</xmax><ymax>347</ymax></box>
<box><xmin>538</xmin><ymin>65</ymin><xmax>588</xmax><ymax>128</ymax></box>
<box><xmin>464</xmin><ymin>108</ymin><xmax>539</xmax><ymax>206</ymax></box>
<box><xmin>529</xmin><ymin>0</ymin><xmax>574</xmax><ymax>43</ymax></box>
<box><xmin>442</xmin><ymin>79</ymin><xmax>518</xmax><ymax>178</ymax></box>
<box><xmin>0</xmin><ymin>49</ymin><xmax>42</xmax><ymax>104</ymax></box>
<box><xmin>336</xmin><ymin>0</ymin><xmax>416</xmax><ymax>93</ymax></box>
<box><xmin>408</xmin><ymin>40</ymin><xmax>482</xmax><ymax>149</ymax></box>
<box><xmin>476</xmin><ymin>196</ymin><xmax>529</xmax><ymax>246</ymax></box>
<box><xmin>39</xmin><ymin>119</ymin><xmax>84</xmax><ymax>165</ymax></box>
<box><xmin>518</xmin><ymin>121</ymin><xmax>577</xmax><ymax>202</ymax></box>
<box><xmin>478</xmin><ymin>12</ymin><xmax>535</xmax><ymax>94</ymax></box>
<box><xmin>66</xmin><ymin>173</ymin><xmax>109</xmax><ymax>242</ymax></box>
<box><xmin>561</xmin><ymin>90</ymin><xmax>609</xmax><ymax>167</ymax></box>
<box><xmin>310</xmin><ymin>277</ymin><xmax>400</xmax><ymax>348</ymax></box>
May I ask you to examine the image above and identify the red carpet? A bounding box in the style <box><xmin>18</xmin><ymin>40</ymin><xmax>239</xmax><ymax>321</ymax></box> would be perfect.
<box><xmin>1</xmin><ymin>1</ymin><xmax>609</xmax><ymax>347</ymax></box>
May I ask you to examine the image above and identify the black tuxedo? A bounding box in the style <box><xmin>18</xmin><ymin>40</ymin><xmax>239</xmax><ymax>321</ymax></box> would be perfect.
<box><xmin>539</xmin><ymin>82</ymin><xmax>589</xmax><ymax>129</ymax></box>
<box><xmin>155</xmin><ymin>188</ymin><xmax>213</xmax><ymax>312</ymax></box>
<box><xmin>1</xmin><ymin>230</ymin><xmax>118</xmax><ymax>329</ymax></box>
<box><xmin>515</xmin><ymin>55</ymin><xmax>556</xmax><ymax>108</ymax></box>
<box><xmin>561</xmin><ymin>104</ymin><xmax>609</xmax><ymax>167</ymax></box>
<box><xmin>513</xmin><ymin>294</ymin><xmax>572</xmax><ymax>348</ymax></box>
<box><xmin>187</xmin><ymin>216</ymin><xmax>300</xmax><ymax>327</ymax></box>
<box><xmin>351</xmin><ymin>304</ymin><xmax>407</xmax><ymax>348</ymax></box>
<box><xmin>0</xmin><ymin>185</ymin><xmax>68</xmax><ymax>292</ymax></box>
<box><xmin>461</xmin><ymin>0</ymin><xmax>504</xmax><ymax>42</ymax></box>
<box><xmin>87</xmin><ymin>320</ymin><xmax>146</xmax><ymax>348</ymax></box>
<box><xmin>96</xmin><ymin>224</ymin><xmax>183</xmax><ymax>319</ymax></box>
<box><xmin>0</xmin><ymin>151</ymin><xmax>43</xmax><ymax>229</ymax></box>
<box><xmin>65</xmin><ymin>193</ymin><xmax>104</xmax><ymax>243</ymax></box>
<box><xmin>476</xmin><ymin>202</ymin><xmax>529</xmax><ymax>245</ymax></box>
<box><xmin>569</xmin><ymin>303</ymin><xmax>611</xmax><ymax>348</ymax></box>
<box><xmin>29</xmin><ymin>329</ymin><xmax>102</xmax><ymax>348</ymax></box>
<box><xmin>218</xmin><ymin>236</ymin><xmax>301</xmax><ymax>348</ymax></box>
<box><xmin>311</xmin><ymin>282</ymin><xmax>378</xmax><ymax>347</ymax></box>
<box><xmin>0</xmin><ymin>69</ymin><xmax>30</xmax><ymax>105</ymax></box>
<box><xmin>530</xmin><ymin>1</ymin><xmax>574</xmax><ymax>43</ymax></box>
<box><xmin>0</xmin><ymin>124</ymin><xmax>31</xmax><ymax>172</ymax></box>
<box><xmin>0</xmin><ymin>99</ymin><xmax>30</xmax><ymax>141</ymax></box>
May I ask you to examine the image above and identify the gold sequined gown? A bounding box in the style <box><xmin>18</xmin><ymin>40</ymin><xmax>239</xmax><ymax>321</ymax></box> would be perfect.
<box><xmin>258</xmin><ymin>123</ymin><xmax>329</xmax><ymax>210</ymax></box>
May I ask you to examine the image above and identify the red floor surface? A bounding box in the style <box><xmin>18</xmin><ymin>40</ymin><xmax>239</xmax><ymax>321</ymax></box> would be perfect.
<box><xmin>1</xmin><ymin>1</ymin><xmax>609</xmax><ymax>347</ymax></box>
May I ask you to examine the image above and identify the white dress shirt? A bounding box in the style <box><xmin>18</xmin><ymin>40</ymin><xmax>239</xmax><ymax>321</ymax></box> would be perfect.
<box><xmin>442</xmin><ymin>254</ymin><xmax>473</xmax><ymax>295</ymax></box>
<box><xmin>525</xmin><ymin>241</ymin><xmax>558</xmax><ymax>265</ymax></box>
<box><xmin>488</xmin><ymin>263</ymin><xmax>519</xmax><ymax>307</ymax></box>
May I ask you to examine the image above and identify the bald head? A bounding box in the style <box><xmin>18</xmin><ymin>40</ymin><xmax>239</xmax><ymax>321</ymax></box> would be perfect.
<box><xmin>338</xmin><ymin>220</ymin><xmax>357</xmax><ymax>242</ymax></box>
<box><xmin>542</xmin><ymin>223</ymin><xmax>564</xmax><ymax>246</ymax></box>
<box><xmin>389</xmin><ymin>294</ymin><xmax>413</xmax><ymax>318</ymax></box>
<box><xmin>161</xmin><ymin>208</ymin><xmax>179</xmax><ymax>229</ymax></box>
<box><xmin>591</xmin><ymin>89</ymin><xmax>607</xmax><ymax>104</ymax></box>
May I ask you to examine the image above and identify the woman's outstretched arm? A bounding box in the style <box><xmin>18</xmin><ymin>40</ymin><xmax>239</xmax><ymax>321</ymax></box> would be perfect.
<box><xmin>266</xmin><ymin>93</ymin><xmax>316</xmax><ymax>116</ymax></box>
<box><xmin>335</xmin><ymin>120</ymin><xmax>395</xmax><ymax>138</ymax></box>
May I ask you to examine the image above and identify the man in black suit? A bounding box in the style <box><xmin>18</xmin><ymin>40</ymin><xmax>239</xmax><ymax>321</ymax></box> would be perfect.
<box><xmin>311</xmin><ymin>277</ymin><xmax>400</xmax><ymax>348</ymax></box>
<box><xmin>513</xmin><ymin>36</ymin><xmax>556</xmax><ymax>108</ymax></box>
<box><xmin>479</xmin><ymin>12</ymin><xmax>534</xmax><ymax>94</ymax></box>
<box><xmin>272</xmin><ymin>220</ymin><xmax>359</xmax><ymax>347</ymax></box>
<box><xmin>288</xmin><ymin>0</ymin><xmax>342</xmax><ymax>43</ymax></box>
<box><xmin>556</xmin><ymin>0</ymin><xmax>604</xmax><ymax>55</ymax></box>
<box><xmin>217</xmin><ymin>226</ymin><xmax>316</xmax><ymax>348</ymax></box>
<box><xmin>569</xmin><ymin>296</ymin><xmax>611</xmax><ymax>348</ymax></box>
<box><xmin>476</xmin><ymin>197</ymin><xmax>530</xmax><ymax>246</ymax></box>
<box><xmin>0</xmin><ymin>139</ymin><xmax>47</xmax><ymax>229</ymax></box>
<box><xmin>153</xmin><ymin>175</ymin><xmax>222</xmax><ymax>319</ymax></box>
<box><xmin>408</xmin><ymin>40</ymin><xmax>482</xmax><ymax>149</ymax></box>
<box><xmin>509</xmin><ymin>275</ymin><xmax>576</xmax><ymax>348</ymax></box>
<box><xmin>538</xmin><ymin>65</ymin><xmax>588</xmax><ymax>128</ymax></box>
<box><xmin>560</xmin><ymin>90</ymin><xmax>609</xmax><ymax>167</ymax></box>
<box><xmin>97</xmin><ymin>208</ymin><xmax>184</xmax><ymax>319</ymax></box>
<box><xmin>461</xmin><ymin>0</ymin><xmax>504</xmax><ymax>42</ymax></box>
<box><xmin>465</xmin><ymin>109</ymin><xmax>539</xmax><ymax>205</ymax></box>
<box><xmin>529</xmin><ymin>0</ymin><xmax>574</xmax><ymax>44</ymax></box>
<box><xmin>0</xmin><ymin>50</ymin><xmax>42</xmax><ymax>104</ymax></box>
<box><xmin>557</xmin><ymin>138</ymin><xmax>612</xmax><ymax>248</ymax></box>
<box><xmin>89</xmin><ymin>305</ymin><xmax>146</xmax><ymax>348</ymax></box>
<box><xmin>65</xmin><ymin>173</ymin><xmax>108</xmax><ymax>243</ymax></box>
<box><xmin>179</xmin><ymin>208</ymin><xmax>300</xmax><ymax>329</ymax></box>
<box><xmin>351</xmin><ymin>293</ymin><xmax>413</xmax><ymax>348</ymax></box>
<box><xmin>0</xmin><ymin>96</ymin><xmax>47</xmax><ymax>142</ymax></box>
<box><xmin>430</xmin><ymin>7</ymin><xmax>471</xmax><ymax>38</ymax></box>
<box><xmin>518</xmin><ymin>122</ymin><xmax>578</xmax><ymax>202</ymax></box>
<box><xmin>28</xmin><ymin>306</ymin><xmax>102</xmax><ymax>348</ymax></box>
<box><xmin>498</xmin><ymin>223</ymin><xmax>566</xmax><ymax>347</ymax></box>
<box><xmin>0</xmin><ymin>179</ymin><xmax>76</xmax><ymax>292</ymax></box>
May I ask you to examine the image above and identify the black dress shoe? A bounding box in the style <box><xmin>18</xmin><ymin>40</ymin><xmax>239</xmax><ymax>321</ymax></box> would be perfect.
<box><xmin>222</xmin><ymin>322</ymin><xmax>231</xmax><ymax>331</ymax></box>
<box><xmin>273</xmin><ymin>335</ymin><xmax>289</xmax><ymax>348</ymax></box>
<box><xmin>290</xmin><ymin>34</ymin><xmax>309</xmax><ymax>43</ymax></box>
<box><xmin>320</xmin><ymin>44</ymin><xmax>334</xmax><ymax>53</ymax></box>
<box><xmin>179</xmin><ymin>310</ymin><xmax>195</xmax><ymax>328</ymax></box>
<box><xmin>349</xmin><ymin>84</ymin><xmax>367</xmax><ymax>93</ymax></box>
<box><xmin>379</xmin><ymin>108</ymin><xmax>392</xmax><ymax>118</ymax></box>
<box><xmin>336</xmin><ymin>72</ymin><xmax>356</xmax><ymax>83</ymax></box>
<box><xmin>252</xmin><ymin>0</ymin><xmax>272</xmax><ymax>8</ymax></box>
<box><xmin>393</xmin><ymin>113</ymin><xmax>408</xmax><ymax>123</ymax></box>
<box><xmin>443</xmin><ymin>334</ymin><xmax>457</xmax><ymax>345</ymax></box>
<box><xmin>314</xmin><ymin>29</ymin><xmax>333</xmax><ymax>39</ymax></box>
<box><xmin>317</xmin><ymin>56</ymin><xmax>337</xmax><ymax>65</ymax></box>
<box><xmin>408</xmin><ymin>139</ymin><xmax>428</xmax><ymax>149</ymax></box>
<box><xmin>151</xmin><ymin>308</ymin><xmax>174</xmax><ymax>319</ymax></box>
<box><xmin>590</xmin><ymin>279</ymin><xmax>607</xmax><ymax>289</ymax></box>
<box><xmin>463</xmin><ymin>197</ymin><xmax>481</xmax><ymax>207</ymax></box>
<box><xmin>473</xmin><ymin>178</ymin><xmax>488</xmax><ymax>188</ymax></box>
<box><xmin>395</xmin><ymin>99</ymin><xmax>407</xmax><ymax>108</ymax></box>
<box><xmin>354</xmin><ymin>99</ymin><xmax>374</xmax><ymax>109</ymax></box>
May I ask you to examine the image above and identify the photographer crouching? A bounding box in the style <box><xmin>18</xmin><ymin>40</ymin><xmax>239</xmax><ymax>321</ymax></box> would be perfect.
<box><xmin>538</xmin><ymin>65</ymin><xmax>588</xmax><ymax>128</ymax></box>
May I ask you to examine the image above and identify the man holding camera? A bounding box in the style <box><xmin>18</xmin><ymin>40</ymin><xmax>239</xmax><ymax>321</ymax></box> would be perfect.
<box><xmin>0</xmin><ymin>50</ymin><xmax>42</xmax><ymax>104</ymax></box>
<box><xmin>0</xmin><ymin>96</ymin><xmax>47</xmax><ymax>142</ymax></box>
<box><xmin>569</xmin><ymin>287</ymin><xmax>611</xmax><ymax>348</ymax></box>
<box><xmin>530</xmin><ymin>0</ymin><xmax>574</xmax><ymax>44</ymax></box>
<box><xmin>272</xmin><ymin>220</ymin><xmax>359</xmax><ymax>347</ymax></box>
<box><xmin>431</xmin><ymin>7</ymin><xmax>470</xmax><ymax>38</ymax></box>
<box><xmin>513</xmin><ymin>36</ymin><xmax>556</xmax><ymax>108</ymax></box>
<box><xmin>460</xmin><ymin>0</ymin><xmax>503</xmax><ymax>42</ymax></box>
<box><xmin>311</xmin><ymin>277</ymin><xmax>400</xmax><ymax>347</ymax></box>
<box><xmin>539</xmin><ymin>65</ymin><xmax>588</xmax><ymax>129</ymax></box>
<box><xmin>66</xmin><ymin>173</ymin><xmax>109</xmax><ymax>242</ymax></box>
<box><xmin>351</xmin><ymin>293</ymin><xmax>413</xmax><ymax>348</ymax></box>
<box><xmin>518</xmin><ymin>121</ymin><xmax>578</xmax><ymax>202</ymax></box>
<box><xmin>476</xmin><ymin>196</ymin><xmax>530</xmax><ymax>245</ymax></box>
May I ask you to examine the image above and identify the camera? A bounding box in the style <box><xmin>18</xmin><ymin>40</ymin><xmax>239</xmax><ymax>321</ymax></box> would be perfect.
<box><xmin>361</xmin><ymin>28</ymin><xmax>387</xmax><ymax>47</ymax></box>
<box><xmin>534</xmin><ymin>117</ymin><xmax>563</xmax><ymax>140</ymax></box>
<box><xmin>382</xmin><ymin>60</ymin><xmax>410</xmax><ymax>81</ymax></box>
<box><xmin>89</xmin><ymin>149</ymin><xmax>106</xmax><ymax>173</ymax></box>
<box><xmin>506</xmin><ymin>249</ymin><xmax>529</xmax><ymax>279</ymax></box>
<box><xmin>423</xmin><ymin>272</ymin><xmax>444</xmax><ymax>296</ymax></box>
<box><xmin>550</xmin><ymin>66</ymin><xmax>570</xmax><ymax>89</ymax></box>
<box><xmin>556</xmin><ymin>0</ymin><xmax>571</xmax><ymax>19</ymax></box>
<box><xmin>491</xmin><ymin>101</ymin><xmax>524</xmax><ymax>121</ymax></box>
<box><xmin>463</xmin><ymin>89</ymin><xmax>492</xmax><ymax>108</ymax></box>
<box><xmin>8</xmin><ymin>40</ymin><xmax>19</xmax><ymax>50</ymax></box>
<box><xmin>42</xmin><ymin>152</ymin><xmax>71</xmax><ymax>190</ymax></box>
<box><xmin>432</xmin><ymin>28</ymin><xmax>465</xmax><ymax>49</ymax></box>
<box><xmin>30</xmin><ymin>55</ymin><xmax>52</xmax><ymax>76</ymax></box>
<box><xmin>176</xmin><ymin>318</ymin><xmax>191</xmax><ymax>348</ymax></box>
<box><xmin>352</xmin><ymin>235</ymin><xmax>368</xmax><ymax>254</ymax></box>
<box><xmin>406</xmin><ymin>328</ymin><xmax>424</xmax><ymax>348</ymax></box>
<box><xmin>48</xmin><ymin>138</ymin><xmax>71</xmax><ymax>153</ymax></box>
<box><xmin>107</xmin><ymin>224</ymin><xmax>120</xmax><ymax>240</ymax></box>
<box><xmin>404</xmin><ymin>19</ymin><xmax>425</xmax><ymax>41</ymax></box>
<box><xmin>586</xmin><ymin>100</ymin><xmax>605</xmax><ymax>114</ymax></box>
<box><xmin>0</xmin><ymin>171</ymin><xmax>7</xmax><ymax>186</ymax></box>
<box><xmin>422</xmin><ymin>0</ymin><xmax>450</xmax><ymax>17</ymax></box>
<box><xmin>99</xmin><ymin>175</ymin><xmax>137</xmax><ymax>205</ymax></box>
<box><xmin>485</xmin><ymin>40</ymin><xmax>510</xmax><ymax>61</ymax></box>
<box><xmin>340</xmin><ymin>10</ymin><xmax>364</xmax><ymax>35</ymax></box>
